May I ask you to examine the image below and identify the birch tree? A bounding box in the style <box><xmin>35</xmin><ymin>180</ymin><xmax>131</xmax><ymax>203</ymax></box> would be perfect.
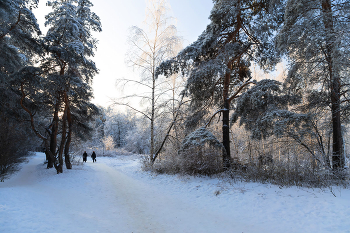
<box><xmin>121</xmin><ymin>0</ymin><xmax>182</xmax><ymax>162</ymax></box>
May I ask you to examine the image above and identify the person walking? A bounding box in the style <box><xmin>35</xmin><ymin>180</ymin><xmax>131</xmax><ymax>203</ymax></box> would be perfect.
<box><xmin>83</xmin><ymin>151</ymin><xmax>88</xmax><ymax>162</ymax></box>
<box><xmin>91</xmin><ymin>151</ymin><xmax>96</xmax><ymax>163</ymax></box>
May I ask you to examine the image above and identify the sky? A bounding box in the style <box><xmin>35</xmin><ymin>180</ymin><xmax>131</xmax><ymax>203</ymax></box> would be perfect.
<box><xmin>33</xmin><ymin>0</ymin><xmax>214</xmax><ymax>108</ymax></box>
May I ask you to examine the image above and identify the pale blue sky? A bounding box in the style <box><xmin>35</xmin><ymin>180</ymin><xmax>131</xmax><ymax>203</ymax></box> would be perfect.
<box><xmin>34</xmin><ymin>0</ymin><xmax>214</xmax><ymax>107</ymax></box>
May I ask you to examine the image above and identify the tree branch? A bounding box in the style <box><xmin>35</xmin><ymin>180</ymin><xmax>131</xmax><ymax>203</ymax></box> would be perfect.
<box><xmin>0</xmin><ymin>11</ymin><xmax>21</xmax><ymax>40</ymax></box>
<box><xmin>20</xmin><ymin>83</ymin><xmax>47</xmax><ymax>141</ymax></box>
<box><xmin>112</xmin><ymin>102</ymin><xmax>151</xmax><ymax>120</ymax></box>
<box><xmin>228</xmin><ymin>81</ymin><xmax>255</xmax><ymax>102</ymax></box>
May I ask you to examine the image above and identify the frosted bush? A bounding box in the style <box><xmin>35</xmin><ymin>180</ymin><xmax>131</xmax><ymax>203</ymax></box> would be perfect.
<box><xmin>177</xmin><ymin>127</ymin><xmax>224</xmax><ymax>175</ymax></box>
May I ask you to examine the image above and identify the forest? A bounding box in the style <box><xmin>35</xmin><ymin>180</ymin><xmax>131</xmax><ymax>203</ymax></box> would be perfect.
<box><xmin>1</xmin><ymin>0</ymin><xmax>350</xmax><ymax>188</ymax></box>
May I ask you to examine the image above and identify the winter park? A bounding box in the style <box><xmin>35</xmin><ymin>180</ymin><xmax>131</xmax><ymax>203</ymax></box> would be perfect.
<box><xmin>1</xmin><ymin>0</ymin><xmax>350</xmax><ymax>232</ymax></box>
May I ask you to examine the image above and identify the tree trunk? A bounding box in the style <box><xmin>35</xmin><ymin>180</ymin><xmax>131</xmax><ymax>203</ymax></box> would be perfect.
<box><xmin>150</xmin><ymin>72</ymin><xmax>155</xmax><ymax>162</ymax></box>
<box><xmin>151</xmin><ymin>95</ymin><xmax>185</xmax><ymax>165</ymax></box>
<box><xmin>44</xmin><ymin>139</ymin><xmax>61</xmax><ymax>174</ymax></box>
<box><xmin>331</xmin><ymin>87</ymin><xmax>343</xmax><ymax>169</ymax></box>
<box><xmin>322</xmin><ymin>0</ymin><xmax>344</xmax><ymax>170</ymax></box>
<box><xmin>49</xmin><ymin>92</ymin><xmax>61</xmax><ymax>170</ymax></box>
<box><xmin>64</xmin><ymin>92</ymin><xmax>72</xmax><ymax>169</ymax></box>
<box><xmin>222</xmin><ymin>99</ymin><xmax>231</xmax><ymax>169</ymax></box>
<box><xmin>64</xmin><ymin>130</ymin><xmax>72</xmax><ymax>169</ymax></box>
<box><xmin>58</xmin><ymin>102</ymin><xmax>68</xmax><ymax>171</ymax></box>
<box><xmin>222</xmin><ymin>70</ymin><xmax>231</xmax><ymax>170</ymax></box>
<box><xmin>64</xmin><ymin>129</ymin><xmax>72</xmax><ymax>169</ymax></box>
<box><xmin>19</xmin><ymin>82</ymin><xmax>61</xmax><ymax>173</ymax></box>
<box><xmin>45</xmin><ymin>144</ymin><xmax>50</xmax><ymax>163</ymax></box>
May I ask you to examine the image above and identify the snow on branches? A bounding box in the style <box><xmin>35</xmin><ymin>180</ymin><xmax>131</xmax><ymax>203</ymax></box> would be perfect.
<box><xmin>232</xmin><ymin>79</ymin><xmax>310</xmax><ymax>140</ymax></box>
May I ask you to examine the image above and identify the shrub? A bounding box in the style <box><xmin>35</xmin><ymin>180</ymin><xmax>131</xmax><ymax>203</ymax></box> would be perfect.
<box><xmin>145</xmin><ymin>127</ymin><xmax>224</xmax><ymax>175</ymax></box>
<box><xmin>228</xmin><ymin>156</ymin><xmax>349</xmax><ymax>188</ymax></box>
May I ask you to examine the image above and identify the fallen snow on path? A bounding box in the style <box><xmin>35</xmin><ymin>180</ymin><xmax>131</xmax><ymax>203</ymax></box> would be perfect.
<box><xmin>0</xmin><ymin>153</ymin><xmax>349</xmax><ymax>233</ymax></box>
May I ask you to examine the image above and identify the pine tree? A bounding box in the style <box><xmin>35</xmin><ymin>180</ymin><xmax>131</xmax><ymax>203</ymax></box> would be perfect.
<box><xmin>276</xmin><ymin>0</ymin><xmax>350</xmax><ymax>170</ymax></box>
<box><xmin>157</xmin><ymin>0</ymin><xmax>284</xmax><ymax>168</ymax></box>
<box><xmin>0</xmin><ymin>0</ymin><xmax>42</xmax><ymax>174</ymax></box>
<box><xmin>44</xmin><ymin>0</ymin><xmax>101</xmax><ymax>171</ymax></box>
<box><xmin>1</xmin><ymin>0</ymin><xmax>41</xmax><ymax>114</ymax></box>
<box><xmin>16</xmin><ymin>0</ymin><xmax>101</xmax><ymax>173</ymax></box>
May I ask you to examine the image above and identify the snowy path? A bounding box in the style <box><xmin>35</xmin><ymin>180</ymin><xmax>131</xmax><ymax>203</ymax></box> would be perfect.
<box><xmin>91</xmin><ymin>162</ymin><xmax>264</xmax><ymax>233</ymax></box>
<box><xmin>0</xmin><ymin>154</ymin><xmax>133</xmax><ymax>233</ymax></box>
<box><xmin>0</xmin><ymin>153</ymin><xmax>252</xmax><ymax>233</ymax></box>
<box><xmin>1</xmin><ymin>152</ymin><xmax>350</xmax><ymax>233</ymax></box>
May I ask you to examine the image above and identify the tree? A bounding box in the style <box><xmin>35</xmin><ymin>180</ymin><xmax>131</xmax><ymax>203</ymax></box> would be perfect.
<box><xmin>1</xmin><ymin>0</ymin><xmax>41</xmax><ymax>120</ymax></box>
<box><xmin>16</xmin><ymin>0</ymin><xmax>101</xmax><ymax>173</ymax></box>
<box><xmin>102</xmin><ymin>135</ymin><xmax>115</xmax><ymax>151</ymax></box>
<box><xmin>231</xmin><ymin>79</ymin><xmax>332</xmax><ymax>165</ymax></box>
<box><xmin>120</xmin><ymin>0</ymin><xmax>182</xmax><ymax>162</ymax></box>
<box><xmin>103</xmin><ymin>109</ymin><xmax>136</xmax><ymax>148</ymax></box>
<box><xmin>157</xmin><ymin>0</ymin><xmax>284</xmax><ymax>168</ymax></box>
<box><xmin>45</xmin><ymin>0</ymin><xmax>101</xmax><ymax>171</ymax></box>
<box><xmin>124</xmin><ymin>117</ymin><xmax>151</xmax><ymax>154</ymax></box>
<box><xmin>0</xmin><ymin>0</ymin><xmax>43</xmax><ymax>175</ymax></box>
<box><xmin>276</xmin><ymin>0</ymin><xmax>350</xmax><ymax>170</ymax></box>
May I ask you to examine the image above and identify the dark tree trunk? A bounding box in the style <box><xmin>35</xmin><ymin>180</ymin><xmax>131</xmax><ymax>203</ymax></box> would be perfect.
<box><xmin>64</xmin><ymin>130</ymin><xmax>72</xmax><ymax>170</ymax></box>
<box><xmin>64</xmin><ymin>92</ymin><xmax>72</xmax><ymax>169</ymax></box>
<box><xmin>49</xmin><ymin>93</ymin><xmax>61</xmax><ymax>170</ymax></box>
<box><xmin>45</xmin><ymin>144</ymin><xmax>51</xmax><ymax>166</ymax></box>
<box><xmin>44</xmin><ymin>139</ymin><xmax>61</xmax><ymax>173</ymax></box>
<box><xmin>46</xmin><ymin>139</ymin><xmax>54</xmax><ymax>168</ymax></box>
<box><xmin>322</xmin><ymin>0</ymin><xmax>344</xmax><ymax>170</ymax></box>
<box><xmin>222</xmin><ymin>99</ymin><xmax>231</xmax><ymax>169</ymax></box>
<box><xmin>331</xmin><ymin>98</ymin><xmax>343</xmax><ymax>169</ymax></box>
<box><xmin>222</xmin><ymin>69</ymin><xmax>232</xmax><ymax>170</ymax></box>
<box><xmin>19</xmin><ymin>82</ymin><xmax>62</xmax><ymax>173</ymax></box>
<box><xmin>58</xmin><ymin>103</ymin><xmax>68</xmax><ymax>171</ymax></box>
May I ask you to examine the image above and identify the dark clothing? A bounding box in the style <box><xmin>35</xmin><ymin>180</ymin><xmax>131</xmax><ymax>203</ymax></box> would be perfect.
<box><xmin>91</xmin><ymin>152</ymin><xmax>96</xmax><ymax>162</ymax></box>
<box><xmin>83</xmin><ymin>152</ymin><xmax>88</xmax><ymax>162</ymax></box>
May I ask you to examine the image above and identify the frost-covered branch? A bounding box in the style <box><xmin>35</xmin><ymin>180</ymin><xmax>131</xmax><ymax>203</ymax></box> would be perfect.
<box><xmin>112</xmin><ymin>102</ymin><xmax>151</xmax><ymax>121</ymax></box>
<box><xmin>0</xmin><ymin>11</ymin><xmax>21</xmax><ymax>40</ymax></box>
<box><xmin>20</xmin><ymin>83</ymin><xmax>47</xmax><ymax>141</ymax></box>
<box><xmin>205</xmin><ymin>109</ymin><xmax>226</xmax><ymax>128</ymax></box>
<box><xmin>228</xmin><ymin>81</ymin><xmax>255</xmax><ymax>102</ymax></box>
<box><xmin>117</xmin><ymin>78</ymin><xmax>152</xmax><ymax>89</ymax></box>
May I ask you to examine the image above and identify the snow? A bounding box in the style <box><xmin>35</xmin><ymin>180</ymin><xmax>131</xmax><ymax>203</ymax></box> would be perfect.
<box><xmin>1</xmin><ymin>152</ymin><xmax>350</xmax><ymax>233</ymax></box>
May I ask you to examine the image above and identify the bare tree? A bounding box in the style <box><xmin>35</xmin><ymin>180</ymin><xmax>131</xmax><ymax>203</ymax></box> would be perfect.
<box><xmin>119</xmin><ymin>0</ymin><xmax>182</xmax><ymax>162</ymax></box>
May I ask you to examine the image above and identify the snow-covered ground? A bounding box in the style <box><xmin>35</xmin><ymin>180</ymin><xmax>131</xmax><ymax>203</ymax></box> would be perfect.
<box><xmin>0</xmin><ymin>152</ymin><xmax>349</xmax><ymax>233</ymax></box>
